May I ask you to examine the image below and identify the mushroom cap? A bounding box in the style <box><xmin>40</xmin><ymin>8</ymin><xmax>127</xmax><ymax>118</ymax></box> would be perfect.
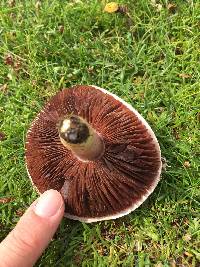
<box><xmin>25</xmin><ymin>85</ymin><xmax>162</xmax><ymax>222</ymax></box>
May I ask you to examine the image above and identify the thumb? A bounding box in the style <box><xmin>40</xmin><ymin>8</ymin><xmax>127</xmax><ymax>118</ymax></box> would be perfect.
<box><xmin>0</xmin><ymin>189</ymin><xmax>65</xmax><ymax>267</ymax></box>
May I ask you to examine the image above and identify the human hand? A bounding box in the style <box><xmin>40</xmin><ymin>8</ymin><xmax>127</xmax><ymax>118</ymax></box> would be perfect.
<box><xmin>0</xmin><ymin>190</ymin><xmax>64</xmax><ymax>267</ymax></box>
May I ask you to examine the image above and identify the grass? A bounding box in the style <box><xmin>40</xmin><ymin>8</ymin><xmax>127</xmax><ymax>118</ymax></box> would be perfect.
<box><xmin>0</xmin><ymin>0</ymin><xmax>200</xmax><ymax>266</ymax></box>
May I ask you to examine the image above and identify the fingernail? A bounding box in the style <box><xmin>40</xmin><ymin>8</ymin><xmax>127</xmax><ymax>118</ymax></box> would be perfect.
<box><xmin>34</xmin><ymin>190</ymin><xmax>63</xmax><ymax>218</ymax></box>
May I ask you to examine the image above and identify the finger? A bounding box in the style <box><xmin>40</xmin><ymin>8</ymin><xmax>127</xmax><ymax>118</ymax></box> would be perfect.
<box><xmin>0</xmin><ymin>189</ymin><xmax>65</xmax><ymax>267</ymax></box>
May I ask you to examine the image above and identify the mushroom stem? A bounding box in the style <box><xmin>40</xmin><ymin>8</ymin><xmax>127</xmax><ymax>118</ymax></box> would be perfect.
<box><xmin>58</xmin><ymin>115</ymin><xmax>105</xmax><ymax>161</ymax></box>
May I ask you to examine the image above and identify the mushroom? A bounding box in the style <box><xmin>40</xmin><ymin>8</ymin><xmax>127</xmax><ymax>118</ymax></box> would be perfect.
<box><xmin>25</xmin><ymin>85</ymin><xmax>162</xmax><ymax>222</ymax></box>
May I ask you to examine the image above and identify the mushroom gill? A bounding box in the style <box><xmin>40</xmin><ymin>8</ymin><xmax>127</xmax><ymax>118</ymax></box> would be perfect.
<box><xmin>25</xmin><ymin>85</ymin><xmax>162</xmax><ymax>222</ymax></box>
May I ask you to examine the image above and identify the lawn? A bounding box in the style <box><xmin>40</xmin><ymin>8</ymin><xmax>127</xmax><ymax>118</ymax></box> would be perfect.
<box><xmin>0</xmin><ymin>0</ymin><xmax>200</xmax><ymax>266</ymax></box>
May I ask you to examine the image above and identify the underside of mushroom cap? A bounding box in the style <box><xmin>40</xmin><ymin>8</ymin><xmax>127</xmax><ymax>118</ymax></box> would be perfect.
<box><xmin>25</xmin><ymin>85</ymin><xmax>162</xmax><ymax>222</ymax></box>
